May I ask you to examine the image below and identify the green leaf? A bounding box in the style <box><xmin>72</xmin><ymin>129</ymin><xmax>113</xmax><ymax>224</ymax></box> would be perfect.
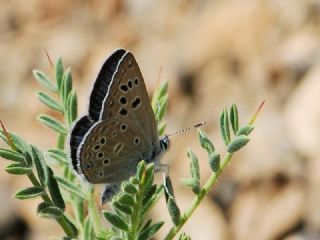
<box><xmin>48</xmin><ymin>168</ymin><xmax>65</xmax><ymax>210</ymax></box>
<box><xmin>61</xmin><ymin>68</ymin><xmax>72</xmax><ymax>105</ymax></box>
<box><xmin>117</xmin><ymin>193</ymin><xmax>135</xmax><ymax>207</ymax></box>
<box><xmin>152</xmin><ymin>81</ymin><xmax>168</xmax><ymax>111</ymax></box>
<box><xmin>67</xmin><ymin>89</ymin><xmax>78</xmax><ymax>125</ymax></box>
<box><xmin>55</xmin><ymin>176</ymin><xmax>86</xmax><ymax>199</ymax></box>
<box><xmin>33</xmin><ymin>70</ymin><xmax>57</xmax><ymax>92</ymax></box>
<box><xmin>37</xmin><ymin>92</ymin><xmax>64</xmax><ymax>112</ymax></box>
<box><xmin>37</xmin><ymin>202</ymin><xmax>64</xmax><ymax>219</ymax></box>
<box><xmin>55</xmin><ymin>57</ymin><xmax>64</xmax><ymax>91</ymax></box>
<box><xmin>156</xmin><ymin>94</ymin><xmax>168</xmax><ymax>122</ymax></box>
<box><xmin>143</xmin><ymin>163</ymin><xmax>155</xmax><ymax>191</ymax></box>
<box><xmin>137</xmin><ymin>161</ymin><xmax>146</xmax><ymax>182</ymax></box>
<box><xmin>37</xmin><ymin>114</ymin><xmax>67</xmax><ymax>135</ymax></box>
<box><xmin>122</xmin><ymin>182</ymin><xmax>137</xmax><ymax>194</ymax></box>
<box><xmin>208</xmin><ymin>152</ymin><xmax>220</xmax><ymax>172</ymax></box>
<box><xmin>142</xmin><ymin>184</ymin><xmax>157</xmax><ymax>205</ymax></box>
<box><xmin>158</xmin><ymin>122</ymin><xmax>167</xmax><ymax>136</ymax></box>
<box><xmin>61</xmin><ymin>214</ymin><xmax>78</xmax><ymax>237</ymax></box>
<box><xmin>112</xmin><ymin>201</ymin><xmax>133</xmax><ymax>215</ymax></box>
<box><xmin>130</xmin><ymin>176</ymin><xmax>139</xmax><ymax>185</ymax></box>
<box><xmin>227</xmin><ymin>135</ymin><xmax>250</xmax><ymax>153</ymax></box>
<box><xmin>9</xmin><ymin>133</ymin><xmax>33</xmax><ymax>166</ymax></box>
<box><xmin>47</xmin><ymin>149</ymin><xmax>69</xmax><ymax>165</ymax></box>
<box><xmin>198</xmin><ymin>129</ymin><xmax>214</xmax><ymax>154</ymax></box>
<box><xmin>83</xmin><ymin>216</ymin><xmax>93</xmax><ymax>240</ymax></box>
<box><xmin>180</xmin><ymin>178</ymin><xmax>199</xmax><ymax>191</ymax></box>
<box><xmin>220</xmin><ymin>108</ymin><xmax>230</xmax><ymax>145</ymax></box>
<box><xmin>31</xmin><ymin>145</ymin><xmax>49</xmax><ymax>187</ymax></box>
<box><xmin>163</xmin><ymin>176</ymin><xmax>175</xmax><ymax>201</ymax></box>
<box><xmin>236</xmin><ymin>125</ymin><xmax>254</xmax><ymax>136</ymax></box>
<box><xmin>0</xmin><ymin>148</ymin><xmax>25</xmax><ymax>162</ymax></box>
<box><xmin>230</xmin><ymin>104</ymin><xmax>239</xmax><ymax>134</ymax></box>
<box><xmin>138</xmin><ymin>221</ymin><xmax>164</xmax><ymax>240</ymax></box>
<box><xmin>167</xmin><ymin>196</ymin><xmax>181</xmax><ymax>226</ymax></box>
<box><xmin>102</xmin><ymin>211</ymin><xmax>129</xmax><ymax>231</ymax></box>
<box><xmin>15</xmin><ymin>186</ymin><xmax>44</xmax><ymax>199</ymax></box>
<box><xmin>5</xmin><ymin>163</ymin><xmax>32</xmax><ymax>175</ymax></box>
<box><xmin>179</xmin><ymin>232</ymin><xmax>192</xmax><ymax>240</ymax></box>
<box><xmin>187</xmin><ymin>149</ymin><xmax>200</xmax><ymax>182</ymax></box>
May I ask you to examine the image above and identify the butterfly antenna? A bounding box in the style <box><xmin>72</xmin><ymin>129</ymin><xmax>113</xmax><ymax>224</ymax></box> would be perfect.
<box><xmin>165</xmin><ymin>121</ymin><xmax>206</xmax><ymax>138</ymax></box>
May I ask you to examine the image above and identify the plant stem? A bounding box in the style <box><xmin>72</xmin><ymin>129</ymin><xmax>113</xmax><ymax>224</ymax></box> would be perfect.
<box><xmin>87</xmin><ymin>184</ymin><xmax>102</xmax><ymax>234</ymax></box>
<box><xmin>164</xmin><ymin>153</ymin><xmax>233</xmax><ymax>240</ymax></box>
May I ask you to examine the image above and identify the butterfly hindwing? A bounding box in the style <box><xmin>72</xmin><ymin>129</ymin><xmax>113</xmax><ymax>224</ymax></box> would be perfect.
<box><xmin>77</xmin><ymin>117</ymin><xmax>154</xmax><ymax>183</ymax></box>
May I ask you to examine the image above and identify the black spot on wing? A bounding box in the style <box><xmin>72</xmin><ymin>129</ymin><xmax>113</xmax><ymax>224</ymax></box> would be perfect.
<box><xmin>89</xmin><ymin>49</ymin><xmax>127</xmax><ymax>121</ymax></box>
<box><xmin>70</xmin><ymin>115</ymin><xmax>94</xmax><ymax>173</ymax></box>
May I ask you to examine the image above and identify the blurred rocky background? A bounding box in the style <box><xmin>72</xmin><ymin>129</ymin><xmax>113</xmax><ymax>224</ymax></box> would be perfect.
<box><xmin>1</xmin><ymin>0</ymin><xmax>320</xmax><ymax>239</ymax></box>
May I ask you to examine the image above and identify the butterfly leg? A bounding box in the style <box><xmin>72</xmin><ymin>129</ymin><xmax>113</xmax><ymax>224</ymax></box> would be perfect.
<box><xmin>155</xmin><ymin>163</ymin><xmax>169</xmax><ymax>176</ymax></box>
<box><xmin>100</xmin><ymin>182</ymin><xmax>121</xmax><ymax>205</ymax></box>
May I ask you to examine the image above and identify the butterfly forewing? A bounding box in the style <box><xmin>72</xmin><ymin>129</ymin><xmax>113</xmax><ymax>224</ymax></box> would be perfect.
<box><xmin>99</xmin><ymin>52</ymin><xmax>159</xmax><ymax>149</ymax></box>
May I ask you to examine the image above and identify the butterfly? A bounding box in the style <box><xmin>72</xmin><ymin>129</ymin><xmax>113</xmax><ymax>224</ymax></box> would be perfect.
<box><xmin>69</xmin><ymin>49</ymin><xmax>169</xmax><ymax>204</ymax></box>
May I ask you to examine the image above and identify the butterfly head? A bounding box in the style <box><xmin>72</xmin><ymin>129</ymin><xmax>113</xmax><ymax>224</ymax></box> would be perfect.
<box><xmin>160</xmin><ymin>135</ymin><xmax>170</xmax><ymax>152</ymax></box>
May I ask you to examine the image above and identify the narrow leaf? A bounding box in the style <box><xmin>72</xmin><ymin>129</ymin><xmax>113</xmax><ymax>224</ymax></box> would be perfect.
<box><xmin>55</xmin><ymin>176</ymin><xmax>86</xmax><ymax>199</ymax></box>
<box><xmin>117</xmin><ymin>193</ymin><xmax>135</xmax><ymax>207</ymax></box>
<box><xmin>112</xmin><ymin>201</ymin><xmax>133</xmax><ymax>215</ymax></box>
<box><xmin>37</xmin><ymin>114</ymin><xmax>67</xmax><ymax>135</ymax></box>
<box><xmin>37</xmin><ymin>202</ymin><xmax>63</xmax><ymax>219</ymax></box>
<box><xmin>33</xmin><ymin>70</ymin><xmax>57</xmax><ymax>92</ymax></box>
<box><xmin>198</xmin><ymin>129</ymin><xmax>215</xmax><ymax>154</ymax></box>
<box><xmin>143</xmin><ymin>163</ymin><xmax>155</xmax><ymax>191</ymax></box>
<box><xmin>55</xmin><ymin>57</ymin><xmax>64</xmax><ymax>90</ymax></box>
<box><xmin>37</xmin><ymin>92</ymin><xmax>64</xmax><ymax>112</ymax></box>
<box><xmin>142</xmin><ymin>184</ymin><xmax>157</xmax><ymax>205</ymax></box>
<box><xmin>0</xmin><ymin>148</ymin><xmax>25</xmax><ymax>162</ymax></box>
<box><xmin>83</xmin><ymin>216</ymin><xmax>93</xmax><ymax>240</ymax></box>
<box><xmin>138</xmin><ymin>221</ymin><xmax>164</xmax><ymax>240</ymax></box>
<box><xmin>187</xmin><ymin>149</ymin><xmax>200</xmax><ymax>182</ymax></box>
<box><xmin>5</xmin><ymin>163</ymin><xmax>32</xmax><ymax>175</ymax></box>
<box><xmin>62</xmin><ymin>68</ymin><xmax>72</xmax><ymax>105</ymax></box>
<box><xmin>230</xmin><ymin>104</ymin><xmax>239</xmax><ymax>134</ymax></box>
<box><xmin>137</xmin><ymin>161</ymin><xmax>146</xmax><ymax>182</ymax></box>
<box><xmin>236</xmin><ymin>125</ymin><xmax>254</xmax><ymax>136</ymax></box>
<box><xmin>122</xmin><ymin>182</ymin><xmax>137</xmax><ymax>194</ymax></box>
<box><xmin>48</xmin><ymin>168</ymin><xmax>65</xmax><ymax>210</ymax></box>
<box><xmin>227</xmin><ymin>136</ymin><xmax>250</xmax><ymax>153</ymax></box>
<box><xmin>67</xmin><ymin>89</ymin><xmax>78</xmax><ymax>125</ymax></box>
<box><xmin>208</xmin><ymin>152</ymin><xmax>220</xmax><ymax>172</ymax></box>
<box><xmin>15</xmin><ymin>186</ymin><xmax>44</xmax><ymax>199</ymax></box>
<box><xmin>167</xmin><ymin>196</ymin><xmax>181</xmax><ymax>226</ymax></box>
<box><xmin>31</xmin><ymin>145</ymin><xmax>49</xmax><ymax>187</ymax></box>
<box><xmin>102</xmin><ymin>210</ymin><xmax>129</xmax><ymax>231</ymax></box>
<box><xmin>158</xmin><ymin>121</ymin><xmax>167</xmax><ymax>136</ymax></box>
<box><xmin>163</xmin><ymin>176</ymin><xmax>175</xmax><ymax>202</ymax></box>
<box><xmin>220</xmin><ymin>108</ymin><xmax>230</xmax><ymax>145</ymax></box>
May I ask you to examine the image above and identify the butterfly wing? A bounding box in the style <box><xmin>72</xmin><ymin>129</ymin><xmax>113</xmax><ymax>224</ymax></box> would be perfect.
<box><xmin>70</xmin><ymin>49</ymin><xmax>159</xmax><ymax>184</ymax></box>
<box><xmin>76</xmin><ymin>117</ymin><xmax>155</xmax><ymax>183</ymax></box>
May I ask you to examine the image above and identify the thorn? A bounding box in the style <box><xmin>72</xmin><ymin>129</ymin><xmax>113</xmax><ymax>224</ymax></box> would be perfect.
<box><xmin>0</xmin><ymin>120</ymin><xmax>16</xmax><ymax>151</ymax></box>
<box><xmin>44</xmin><ymin>49</ymin><xmax>54</xmax><ymax>68</ymax></box>
<box><xmin>249</xmin><ymin>100</ymin><xmax>265</xmax><ymax>125</ymax></box>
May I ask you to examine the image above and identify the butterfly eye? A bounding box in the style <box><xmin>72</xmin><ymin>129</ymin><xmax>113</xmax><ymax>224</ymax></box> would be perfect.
<box><xmin>128</xmin><ymin>80</ymin><xmax>133</xmax><ymax>88</ymax></box>
<box><xmin>134</xmin><ymin>77</ymin><xmax>139</xmax><ymax>86</ymax></box>
<box><xmin>119</xmin><ymin>96</ymin><xmax>127</xmax><ymax>105</ymax></box>
<box><xmin>97</xmin><ymin>152</ymin><xmax>104</xmax><ymax>159</ymax></box>
<box><xmin>134</xmin><ymin>137</ymin><xmax>140</xmax><ymax>145</ymax></box>
<box><xmin>97</xmin><ymin>170</ymin><xmax>104</xmax><ymax>177</ymax></box>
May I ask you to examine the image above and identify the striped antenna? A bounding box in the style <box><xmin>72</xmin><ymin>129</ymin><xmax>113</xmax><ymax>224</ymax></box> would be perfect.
<box><xmin>165</xmin><ymin>121</ymin><xmax>206</xmax><ymax>138</ymax></box>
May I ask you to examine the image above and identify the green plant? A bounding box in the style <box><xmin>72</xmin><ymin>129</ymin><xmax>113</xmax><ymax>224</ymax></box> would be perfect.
<box><xmin>0</xmin><ymin>55</ymin><xmax>262</xmax><ymax>239</ymax></box>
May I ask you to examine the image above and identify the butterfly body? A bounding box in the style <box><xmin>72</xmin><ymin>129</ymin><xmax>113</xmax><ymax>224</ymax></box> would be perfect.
<box><xmin>70</xmin><ymin>49</ymin><xmax>169</xmax><ymax>203</ymax></box>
